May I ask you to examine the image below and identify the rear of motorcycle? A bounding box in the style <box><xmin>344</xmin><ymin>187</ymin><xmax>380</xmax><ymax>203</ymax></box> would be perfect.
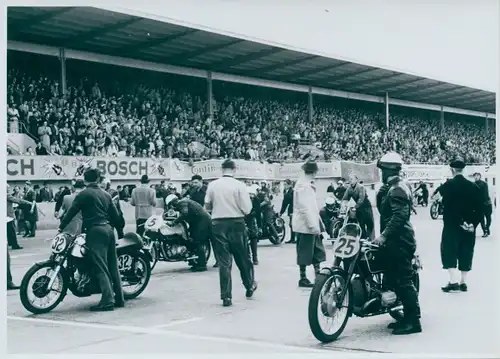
<box><xmin>268</xmin><ymin>212</ymin><xmax>286</xmax><ymax>245</ymax></box>
<box><xmin>430</xmin><ymin>200</ymin><xmax>441</xmax><ymax>219</ymax></box>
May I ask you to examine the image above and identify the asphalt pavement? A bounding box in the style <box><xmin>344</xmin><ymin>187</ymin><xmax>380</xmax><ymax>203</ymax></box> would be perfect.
<box><xmin>7</xmin><ymin>208</ymin><xmax>499</xmax><ymax>355</ymax></box>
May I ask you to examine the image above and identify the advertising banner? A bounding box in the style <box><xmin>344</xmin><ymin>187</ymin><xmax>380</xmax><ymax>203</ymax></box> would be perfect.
<box><xmin>340</xmin><ymin>161</ymin><xmax>380</xmax><ymax>184</ymax></box>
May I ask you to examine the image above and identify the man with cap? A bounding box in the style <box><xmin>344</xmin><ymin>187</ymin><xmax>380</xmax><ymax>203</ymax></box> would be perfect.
<box><xmin>280</xmin><ymin>179</ymin><xmax>295</xmax><ymax>244</ymax></box>
<box><xmin>130</xmin><ymin>175</ymin><xmax>157</xmax><ymax>237</ymax></box>
<box><xmin>292</xmin><ymin>160</ymin><xmax>326</xmax><ymax>288</ymax></box>
<box><xmin>205</xmin><ymin>159</ymin><xmax>257</xmax><ymax>307</ymax></box>
<box><xmin>22</xmin><ymin>180</ymin><xmax>37</xmax><ymax>237</ymax></box>
<box><xmin>439</xmin><ymin>157</ymin><xmax>482</xmax><ymax>293</ymax></box>
<box><xmin>473</xmin><ymin>172</ymin><xmax>492</xmax><ymax>238</ymax></box>
<box><xmin>342</xmin><ymin>174</ymin><xmax>375</xmax><ymax>240</ymax></box>
<box><xmin>58</xmin><ymin>180</ymin><xmax>85</xmax><ymax>236</ymax></box>
<box><xmin>59</xmin><ymin>168</ymin><xmax>125</xmax><ymax>311</ymax></box>
<box><xmin>374</xmin><ymin>152</ymin><xmax>421</xmax><ymax>335</ymax></box>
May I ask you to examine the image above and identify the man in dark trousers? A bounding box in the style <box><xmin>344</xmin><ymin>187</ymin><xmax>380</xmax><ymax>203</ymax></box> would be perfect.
<box><xmin>7</xmin><ymin>184</ymin><xmax>33</xmax><ymax>250</ymax></box>
<box><xmin>59</xmin><ymin>168</ymin><xmax>125</xmax><ymax>312</ymax></box>
<box><xmin>415</xmin><ymin>181</ymin><xmax>429</xmax><ymax>206</ymax></box>
<box><xmin>374</xmin><ymin>152</ymin><xmax>421</xmax><ymax>335</ymax></box>
<box><xmin>342</xmin><ymin>174</ymin><xmax>375</xmax><ymax>240</ymax></box>
<box><xmin>102</xmin><ymin>178</ymin><xmax>125</xmax><ymax>239</ymax></box>
<box><xmin>7</xmin><ymin>244</ymin><xmax>19</xmax><ymax>290</ymax></box>
<box><xmin>165</xmin><ymin>194</ymin><xmax>212</xmax><ymax>272</ymax></box>
<box><xmin>22</xmin><ymin>181</ymin><xmax>37</xmax><ymax>237</ymax></box>
<box><xmin>473</xmin><ymin>172</ymin><xmax>492</xmax><ymax>238</ymax></box>
<box><xmin>440</xmin><ymin>158</ymin><xmax>482</xmax><ymax>293</ymax></box>
<box><xmin>205</xmin><ymin>159</ymin><xmax>257</xmax><ymax>307</ymax></box>
<box><xmin>130</xmin><ymin>175</ymin><xmax>157</xmax><ymax>237</ymax></box>
<box><xmin>280</xmin><ymin>179</ymin><xmax>295</xmax><ymax>244</ymax></box>
<box><xmin>184</xmin><ymin>175</ymin><xmax>207</xmax><ymax>207</ymax></box>
<box><xmin>246</xmin><ymin>185</ymin><xmax>260</xmax><ymax>265</ymax></box>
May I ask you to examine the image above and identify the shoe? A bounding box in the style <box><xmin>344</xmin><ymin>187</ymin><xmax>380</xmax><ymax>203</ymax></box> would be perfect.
<box><xmin>246</xmin><ymin>281</ymin><xmax>258</xmax><ymax>298</ymax></box>
<box><xmin>387</xmin><ymin>321</ymin><xmax>405</xmax><ymax>330</ymax></box>
<box><xmin>441</xmin><ymin>282</ymin><xmax>459</xmax><ymax>292</ymax></box>
<box><xmin>190</xmin><ymin>266</ymin><xmax>207</xmax><ymax>272</ymax></box>
<box><xmin>90</xmin><ymin>303</ymin><xmax>115</xmax><ymax>312</ymax></box>
<box><xmin>114</xmin><ymin>302</ymin><xmax>125</xmax><ymax>308</ymax></box>
<box><xmin>7</xmin><ymin>283</ymin><xmax>20</xmax><ymax>291</ymax></box>
<box><xmin>298</xmin><ymin>278</ymin><xmax>314</xmax><ymax>288</ymax></box>
<box><xmin>252</xmin><ymin>259</ymin><xmax>259</xmax><ymax>265</ymax></box>
<box><xmin>213</xmin><ymin>263</ymin><xmax>219</xmax><ymax>268</ymax></box>
<box><xmin>392</xmin><ymin>320</ymin><xmax>422</xmax><ymax>335</ymax></box>
<box><xmin>482</xmin><ymin>233</ymin><xmax>489</xmax><ymax>238</ymax></box>
<box><xmin>459</xmin><ymin>283</ymin><xmax>468</xmax><ymax>292</ymax></box>
<box><xmin>222</xmin><ymin>298</ymin><xmax>232</xmax><ymax>307</ymax></box>
<box><xmin>285</xmin><ymin>240</ymin><xmax>296</xmax><ymax>244</ymax></box>
<box><xmin>11</xmin><ymin>245</ymin><xmax>23</xmax><ymax>250</ymax></box>
<box><xmin>28</xmin><ymin>233</ymin><xmax>35</xmax><ymax>238</ymax></box>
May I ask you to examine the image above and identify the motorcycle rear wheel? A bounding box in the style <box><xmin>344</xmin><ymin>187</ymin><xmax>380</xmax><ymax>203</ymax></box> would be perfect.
<box><xmin>308</xmin><ymin>271</ymin><xmax>352</xmax><ymax>343</ymax></box>
<box><xmin>121</xmin><ymin>253</ymin><xmax>151</xmax><ymax>300</ymax></box>
<box><xmin>19</xmin><ymin>261</ymin><xmax>68</xmax><ymax>314</ymax></box>
<box><xmin>430</xmin><ymin>203</ymin><xmax>439</xmax><ymax>220</ymax></box>
<box><xmin>270</xmin><ymin>218</ymin><xmax>286</xmax><ymax>245</ymax></box>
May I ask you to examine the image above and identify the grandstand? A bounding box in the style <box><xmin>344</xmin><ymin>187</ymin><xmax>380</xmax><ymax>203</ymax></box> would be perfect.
<box><xmin>6</xmin><ymin>6</ymin><xmax>496</xmax><ymax>166</ymax></box>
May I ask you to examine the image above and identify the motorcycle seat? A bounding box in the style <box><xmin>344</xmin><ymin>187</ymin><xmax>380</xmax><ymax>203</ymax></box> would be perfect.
<box><xmin>116</xmin><ymin>241</ymin><xmax>142</xmax><ymax>251</ymax></box>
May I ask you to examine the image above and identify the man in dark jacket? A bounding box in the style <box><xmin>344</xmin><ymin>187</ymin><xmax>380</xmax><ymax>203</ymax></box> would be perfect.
<box><xmin>22</xmin><ymin>181</ymin><xmax>37</xmax><ymax>237</ymax></box>
<box><xmin>342</xmin><ymin>175</ymin><xmax>374</xmax><ymax>240</ymax></box>
<box><xmin>185</xmin><ymin>175</ymin><xmax>207</xmax><ymax>207</ymax></box>
<box><xmin>280</xmin><ymin>179</ymin><xmax>295</xmax><ymax>244</ymax></box>
<box><xmin>257</xmin><ymin>190</ymin><xmax>279</xmax><ymax>242</ymax></box>
<box><xmin>374</xmin><ymin>152</ymin><xmax>421</xmax><ymax>335</ymax></box>
<box><xmin>473</xmin><ymin>172</ymin><xmax>492</xmax><ymax>237</ymax></box>
<box><xmin>59</xmin><ymin>168</ymin><xmax>125</xmax><ymax>311</ymax></box>
<box><xmin>415</xmin><ymin>181</ymin><xmax>429</xmax><ymax>206</ymax></box>
<box><xmin>246</xmin><ymin>186</ymin><xmax>260</xmax><ymax>265</ymax></box>
<box><xmin>333</xmin><ymin>179</ymin><xmax>347</xmax><ymax>201</ymax></box>
<box><xmin>102</xmin><ymin>178</ymin><xmax>125</xmax><ymax>239</ymax></box>
<box><xmin>440</xmin><ymin>159</ymin><xmax>482</xmax><ymax>293</ymax></box>
<box><xmin>165</xmin><ymin>194</ymin><xmax>212</xmax><ymax>272</ymax></box>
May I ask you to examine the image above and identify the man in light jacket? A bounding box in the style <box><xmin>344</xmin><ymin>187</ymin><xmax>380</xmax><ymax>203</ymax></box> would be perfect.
<box><xmin>130</xmin><ymin>175</ymin><xmax>157</xmax><ymax>236</ymax></box>
<box><xmin>59</xmin><ymin>180</ymin><xmax>85</xmax><ymax>236</ymax></box>
<box><xmin>292</xmin><ymin>160</ymin><xmax>326</xmax><ymax>288</ymax></box>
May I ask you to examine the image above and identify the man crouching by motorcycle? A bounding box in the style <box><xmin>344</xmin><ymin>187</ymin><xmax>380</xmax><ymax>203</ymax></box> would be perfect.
<box><xmin>164</xmin><ymin>194</ymin><xmax>212</xmax><ymax>272</ymax></box>
<box><xmin>374</xmin><ymin>152</ymin><xmax>422</xmax><ymax>335</ymax></box>
<box><xmin>59</xmin><ymin>168</ymin><xmax>125</xmax><ymax>311</ymax></box>
<box><xmin>319</xmin><ymin>197</ymin><xmax>339</xmax><ymax>237</ymax></box>
<box><xmin>342</xmin><ymin>174</ymin><xmax>375</xmax><ymax>240</ymax></box>
<box><xmin>257</xmin><ymin>189</ymin><xmax>280</xmax><ymax>243</ymax></box>
<box><xmin>246</xmin><ymin>186</ymin><xmax>260</xmax><ymax>265</ymax></box>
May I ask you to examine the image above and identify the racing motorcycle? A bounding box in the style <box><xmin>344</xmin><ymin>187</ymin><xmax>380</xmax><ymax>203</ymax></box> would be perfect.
<box><xmin>329</xmin><ymin>201</ymin><xmax>355</xmax><ymax>242</ymax></box>
<box><xmin>413</xmin><ymin>189</ymin><xmax>425</xmax><ymax>207</ymax></box>
<box><xmin>19</xmin><ymin>232</ymin><xmax>152</xmax><ymax>314</ymax></box>
<box><xmin>308</xmin><ymin>223</ymin><xmax>422</xmax><ymax>343</ymax></box>
<box><xmin>257</xmin><ymin>210</ymin><xmax>287</xmax><ymax>245</ymax></box>
<box><xmin>430</xmin><ymin>194</ymin><xmax>443</xmax><ymax>220</ymax></box>
<box><xmin>142</xmin><ymin>210</ymin><xmax>211</xmax><ymax>270</ymax></box>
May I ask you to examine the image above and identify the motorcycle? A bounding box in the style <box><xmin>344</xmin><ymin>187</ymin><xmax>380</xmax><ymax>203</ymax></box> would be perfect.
<box><xmin>430</xmin><ymin>194</ymin><xmax>443</xmax><ymax>220</ymax></box>
<box><xmin>142</xmin><ymin>210</ymin><xmax>211</xmax><ymax>270</ymax></box>
<box><xmin>19</xmin><ymin>232</ymin><xmax>152</xmax><ymax>314</ymax></box>
<box><xmin>257</xmin><ymin>210</ymin><xmax>287</xmax><ymax>245</ymax></box>
<box><xmin>413</xmin><ymin>189</ymin><xmax>425</xmax><ymax>207</ymax></box>
<box><xmin>329</xmin><ymin>201</ymin><xmax>355</xmax><ymax>242</ymax></box>
<box><xmin>308</xmin><ymin>223</ymin><xmax>422</xmax><ymax>343</ymax></box>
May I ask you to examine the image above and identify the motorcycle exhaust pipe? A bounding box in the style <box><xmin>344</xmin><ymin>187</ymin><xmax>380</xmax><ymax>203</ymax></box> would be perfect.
<box><xmin>362</xmin><ymin>297</ymin><xmax>381</xmax><ymax>314</ymax></box>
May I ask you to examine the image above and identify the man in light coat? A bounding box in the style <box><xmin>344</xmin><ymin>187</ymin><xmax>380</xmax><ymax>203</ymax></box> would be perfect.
<box><xmin>59</xmin><ymin>180</ymin><xmax>85</xmax><ymax>236</ymax></box>
<box><xmin>130</xmin><ymin>175</ymin><xmax>157</xmax><ymax>236</ymax></box>
<box><xmin>292</xmin><ymin>160</ymin><xmax>326</xmax><ymax>288</ymax></box>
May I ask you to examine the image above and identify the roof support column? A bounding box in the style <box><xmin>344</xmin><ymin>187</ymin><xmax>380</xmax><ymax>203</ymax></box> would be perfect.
<box><xmin>440</xmin><ymin>106</ymin><xmax>445</xmax><ymax>131</ymax></box>
<box><xmin>485</xmin><ymin>113</ymin><xmax>489</xmax><ymax>132</ymax></box>
<box><xmin>58</xmin><ymin>48</ymin><xmax>67</xmax><ymax>96</ymax></box>
<box><xmin>384</xmin><ymin>92</ymin><xmax>390</xmax><ymax>129</ymax></box>
<box><xmin>308</xmin><ymin>86</ymin><xmax>314</xmax><ymax>122</ymax></box>
<box><xmin>207</xmin><ymin>71</ymin><xmax>213</xmax><ymax>119</ymax></box>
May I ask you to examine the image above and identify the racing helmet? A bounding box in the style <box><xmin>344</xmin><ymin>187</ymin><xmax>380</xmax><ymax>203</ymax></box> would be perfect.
<box><xmin>325</xmin><ymin>196</ymin><xmax>336</xmax><ymax>211</ymax></box>
<box><xmin>377</xmin><ymin>152</ymin><xmax>404</xmax><ymax>171</ymax></box>
<box><xmin>165</xmin><ymin>194</ymin><xmax>179</xmax><ymax>208</ymax></box>
<box><xmin>167</xmin><ymin>183</ymin><xmax>177</xmax><ymax>192</ymax></box>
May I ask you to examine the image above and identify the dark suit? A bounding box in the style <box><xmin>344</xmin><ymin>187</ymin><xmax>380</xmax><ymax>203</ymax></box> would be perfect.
<box><xmin>22</xmin><ymin>189</ymin><xmax>37</xmax><ymax>236</ymax></box>
<box><xmin>186</xmin><ymin>186</ymin><xmax>207</xmax><ymax>207</ymax></box>
<box><xmin>475</xmin><ymin>179</ymin><xmax>492</xmax><ymax>235</ymax></box>
<box><xmin>440</xmin><ymin>174</ymin><xmax>482</xmax><ymax>271</ymax></box>
<box><xmin>280</xmin><ymin>188</ymin><xmax>295</xmax><ymax>242</ymax></box>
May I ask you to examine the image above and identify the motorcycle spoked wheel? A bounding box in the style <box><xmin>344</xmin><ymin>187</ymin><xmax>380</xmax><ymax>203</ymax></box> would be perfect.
<box><xmin>141</xmin><ymin>237</ymin><xmax>159</xmax><ymax>270</ymax></box>
<box><xmin>121</xmin><ymin>253</ymin><xmax>151</xmax><ymax>300</ymax></box>
<box><xmin>19</xmin><ymin>260</ymin><xmax>68</xmax><ymax>314</ymax></box>
<box><xmin>308</xmin><ymin>271</ymin><xmax>352</xmax><ymax>343</ymax></box>
<box><xmin>389</xmin><ymin>271</ymin><xmax>420</xmax><ymax>322</ymax></box>
<box><xmin>269</xmin><ymin>218</ymin><xmax>286</xmax><ymax>245</ymax></box>
<box><xmin>430</xmin><ymin>203</ymin><xmax>439</xmax><ymax>220</ymax></box>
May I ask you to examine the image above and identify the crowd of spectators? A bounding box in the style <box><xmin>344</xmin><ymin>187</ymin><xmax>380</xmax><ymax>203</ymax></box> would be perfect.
<box><xmin>7</xmin><ymin>52</ymin><xmax>496</xmax><ymax>165</ymax></box>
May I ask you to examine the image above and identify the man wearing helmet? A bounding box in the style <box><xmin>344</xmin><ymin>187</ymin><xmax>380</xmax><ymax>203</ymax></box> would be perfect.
<box><xmin>342</xmin><ymin>174</ymin><xmax>375</xmax><ymax>240</ymax></box>
<box><xmin>333</xmin><ymin>179</ymin><xmax>347</xmax><ymax>201</ymax></box>
<box><xmin>319</xmin><ymin>196</ymin><xmax>339</xmax><ymax>237</ymax></box>
<box><xmin>164</xmin><ymin>194</ymin><xmax>212</xmax><ymax>272</ymax></box>
<box><xmin>59</xmin><ymin>168</ymin><xmax>125</xmax><ymax>311</ymax></box>
<box><xmin>375</xmin><ymin>152</ymin><xmax>421</xmax><ymax>335</ymax></box>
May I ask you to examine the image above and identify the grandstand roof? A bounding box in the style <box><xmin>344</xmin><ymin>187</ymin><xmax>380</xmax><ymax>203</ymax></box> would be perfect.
<box><xmin>7</xmin><ymin>6</ymin><xmax>496</xmax><ymax>114</ymax></box>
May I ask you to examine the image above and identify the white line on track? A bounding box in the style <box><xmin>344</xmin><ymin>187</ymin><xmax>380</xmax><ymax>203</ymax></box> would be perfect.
<box><xmin>10</xmin><ymin>252</ymin><xmax>47</xmax><ymax>259</ymax></box>
<box><xmin>153</xmin><ymin>317</ymin><xmax>205</xmax><ymax>328</ymax></box>
<box><xmin>7</xmin><ymin>316</ymin><xmax>330</xmax><ymax>354</ymax></box>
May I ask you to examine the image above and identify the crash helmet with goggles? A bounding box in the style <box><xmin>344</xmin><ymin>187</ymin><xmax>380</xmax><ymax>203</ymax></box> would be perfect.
<box><xmin>377</xmin><ymin>152</ymin><xmax>404</xmax><ymax>171</ymax></box>
<box><xmin>167</xmin><ymin>183</ymin><xmax>177</xmax><ymax>192</ymax></box>
<box><xmin>325</xmin><ymin>196</ymin><xmax>337</xmax><ymax>211</ymax></box>
<box><xmin>165</xmin><ymin>194</ymin><xmax>179</xmax><ymax>208</ymax></box>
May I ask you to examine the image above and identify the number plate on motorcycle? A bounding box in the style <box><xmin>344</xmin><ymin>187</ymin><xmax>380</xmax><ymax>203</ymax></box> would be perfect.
<box><xmin>145</xmin><ymin>215</ymin><xmax>164</xmax><ymax>232</ymax></box>
<box><xmin>332</xmin><ymin>235</ymin><xmax>361</xmax><ymax>259</ymax></box>
<box><xmin>51</xmin><ymin>234</ymin><xmax>68</xmax><ymax>254</ymax></box>
<box><xmin>118</xmin><ymin>254</ymin><xmax>134</xmax><ymax>271</ymax></box>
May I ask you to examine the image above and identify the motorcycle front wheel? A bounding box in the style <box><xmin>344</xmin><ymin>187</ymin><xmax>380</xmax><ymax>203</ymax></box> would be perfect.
<box><xmin>121</xmin><ymin>253</ymin><xmax>151</xmax><ymax>300</ymax></box>
<box><xmin>430</xmin><ymin>203</ymin><xmax>439</xmax><ymax>220</ymax></box>
<box><xmin>19</xmin><ymin>260</ymin><xmax>68</xmax><ymax>314</ymax></box>
<box><xmin>272</xmin><ymin>218</ymin><xmax>286</xmax><ymax>245</ymax></box>
<box><xmin>308</xmin><ymin>271</ymin><xmax>352</xmax><ymax>343</ymax></box>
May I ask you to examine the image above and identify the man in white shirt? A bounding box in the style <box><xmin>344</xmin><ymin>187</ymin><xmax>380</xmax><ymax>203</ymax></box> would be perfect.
<box><xmin>205</xmin><ymin>159</ymin><xmax>257</xmax><ymax>307</ymax></box>
<box><xmin>292</xmin><ymin>160</ymin><xmax>326</xmax><ymax>288</ymax></box>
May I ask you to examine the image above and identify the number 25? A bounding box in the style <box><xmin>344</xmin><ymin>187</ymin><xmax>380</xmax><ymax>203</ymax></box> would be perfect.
<box><xmin>335</xmin><ymin>238</ymin><xmax>356</xmax><ymax>256</ymax></box>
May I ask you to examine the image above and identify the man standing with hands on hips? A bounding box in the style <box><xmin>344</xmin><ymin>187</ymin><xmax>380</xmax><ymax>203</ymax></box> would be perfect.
<box><xmin>292</xmin><ymin>160</ymin><xmax>326</xmax><ymax>288</ymax></box>
<box><xmin>205</xmin><ymin>159</ymin><xmax>257</xmax><ymax>307</ymax></box>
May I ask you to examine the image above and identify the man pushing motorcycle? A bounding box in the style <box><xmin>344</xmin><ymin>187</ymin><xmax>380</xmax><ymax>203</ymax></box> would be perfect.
<box><xmin>164</xmin><ymin>194</ymin><xmax>212</xmax><ymax>272</ymax></box>
<box><xmin>342</xmin><ymin>174</ymin><xmax>375</xmax><ymax>240</ymax></box>
<box><xmin>374</xmin><ymin>152</ymin><xmax>422</xmax><ymax>335</ymax></box>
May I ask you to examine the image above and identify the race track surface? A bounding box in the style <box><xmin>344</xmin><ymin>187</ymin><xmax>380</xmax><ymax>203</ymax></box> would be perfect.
<box><xmin>7</xmin><ymin>207</ymin><xmax>499</xmax><ymax>355</ymax></box>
